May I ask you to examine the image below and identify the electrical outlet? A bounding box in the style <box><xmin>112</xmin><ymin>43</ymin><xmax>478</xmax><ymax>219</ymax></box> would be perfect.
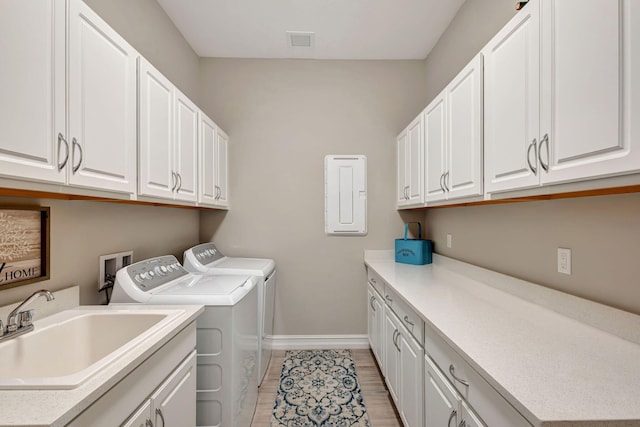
<box><xmin>557</xmin><ymin>248</ymin><xmax>571</xmax><ymax>275</ymax></box>
<box><xmin>99</xmin><ymin>251</ymin><xmax>133</xmax><ymax>290</ymax></box>
<box><xmin>447</xmin><ymin>234</ymin><xmax>452</xmax><ymax>249</ymax></box>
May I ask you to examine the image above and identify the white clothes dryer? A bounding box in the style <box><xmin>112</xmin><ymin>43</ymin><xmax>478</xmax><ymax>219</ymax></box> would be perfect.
<box><xmin>183</xmin><ymin>243</ymin><xmax>276</xmax><ymax>386</ymax></box>
<box><xmin>111</xmin><ymin>255</ymin><xmax>258</xmax><ymax>427</ymax></box>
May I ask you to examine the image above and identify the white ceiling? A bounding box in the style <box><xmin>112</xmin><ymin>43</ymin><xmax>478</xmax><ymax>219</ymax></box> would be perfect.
<box><xmin>156</xmin><ymin>0</ymin><xmax>466</xmax><ymax>60</ymax></box>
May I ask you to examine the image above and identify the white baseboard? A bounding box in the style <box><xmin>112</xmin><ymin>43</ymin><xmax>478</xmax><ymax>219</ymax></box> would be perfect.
<box><xmin>268</xmin><ymin>334</ymin><xmax>370</xmax><ymax>350</ymax></box>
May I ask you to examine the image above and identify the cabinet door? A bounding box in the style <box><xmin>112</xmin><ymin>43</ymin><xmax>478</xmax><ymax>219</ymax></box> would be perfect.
<box><xmin>425</xmin><ymin>356</ymin><xmax>460</xmax><ymax>427</ymax></box>
<box><xmin>122</xmin><ymin>400</ymin><xmax>152</xmax><ymax>427</ymax></box>
<box><xmin>174</xmin><ymin>91</ymin><xmax>198</xmax><ymax>202</ymax></box>
<box><xmin>396</xmin><ymin>129</ymin><xmax>409</xmax><ymax>206</ymax></box>
<box><xmin>424</xmin><ymin>93</ymin><xmax>447</xmax><ymax>202</ymax></box>
<box><xmin>215</xmin><ymin>127</ymin><xmax>230</xmax><ymax>207</ymax></box>
<box><xmin>198</xmin><ymin>114</ymin><xmax>217</xmax><ymax>206</ymax></box>
<box><xmin>539</xmin><ymin>0</ymin><xmax>640</xmax><ymax>184</ymax></box>
<box><xmin>367</xmin><ymin>285</ymin><xmax>384</xmax><ymax>369</ymax></box>
<box><xmin>383</xmin><ymin>310</ymin><xmax>400</xmax><ymax>403</ymax></box>
<box><xmin>460</xmin><ymin>400</ymin><xmax>486</xmax><ymax>427</ymax></box>
<box><xmin>483</xmin><ymin>1</ymin><xmax>540</xmax><ymax>193</ymax></box>
<box><xmin>406</xmin><ymin>114</ymin><xmax>424</xmax><ymax>205</ymax></box>
<box><xmin>68</xmin><ymin>0</ymin><xmax>137</xmax><ymax>194</ymax></box>
<box><xmin>151</xmin><ymin>352</ymin><xmax>197</xmax><ymax>427</ymax></box>
<box><xmin>0</xmin><ymin>1</ymin><xmax>66</xmax><ymax>184</ymax></box>
<box><xmin>138</xmin><ymin>58</ymin><xmax>174</xmax><ymax>199</ymax></box>
<box><xmin>398</xmin><ymin>329</ymin><xmax>424</xmax><ymax>427</ymax></box>
<box><xmin>447</xmin><ymin>54</ymin><xmax>483</xmax><ymax>200</ymax></box>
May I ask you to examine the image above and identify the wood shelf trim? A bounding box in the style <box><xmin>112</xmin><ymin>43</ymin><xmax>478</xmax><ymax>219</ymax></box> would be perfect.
<box><xmin>424</xmin><ymin>185</ymin><xmax>640</xmax><ymax>209</ymax></box>
<box><xmin>0</xmin><ymin>187</ymin><xmax>215</xmax><ymax>210</ymax></box>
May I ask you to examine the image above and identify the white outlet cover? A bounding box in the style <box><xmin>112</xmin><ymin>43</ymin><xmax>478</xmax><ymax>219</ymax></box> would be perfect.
<box><xmin>557</xmin><ymin>248</ymin><xmax>571</xmax><ymax>275</ymax></box>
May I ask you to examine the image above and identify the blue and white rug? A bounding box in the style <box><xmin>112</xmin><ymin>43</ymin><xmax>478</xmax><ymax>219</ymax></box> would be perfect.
<box><xmin>270</xmin><ymin>349</ymin><xmax>371</xmax><ymax>426</ymax></box>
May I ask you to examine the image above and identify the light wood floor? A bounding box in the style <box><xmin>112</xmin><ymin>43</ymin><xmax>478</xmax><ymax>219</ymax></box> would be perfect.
<box><xmin>251</xmin><ymin>349</ymin><xmax>403</xmax><ymax>426</ymax></box>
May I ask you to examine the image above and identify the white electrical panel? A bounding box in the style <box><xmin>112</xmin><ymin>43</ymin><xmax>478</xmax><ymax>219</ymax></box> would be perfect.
<box><xmin>324</xmin><ymin>155</ymin><xmax>367</xmax><ymax>235</ymax></box>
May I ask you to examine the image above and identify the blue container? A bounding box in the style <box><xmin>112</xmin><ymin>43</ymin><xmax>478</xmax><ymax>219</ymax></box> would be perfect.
<box><xmin>395</xmin><ymin>222</ymin><xmax>433</xmax><ymax>265</ymax></box>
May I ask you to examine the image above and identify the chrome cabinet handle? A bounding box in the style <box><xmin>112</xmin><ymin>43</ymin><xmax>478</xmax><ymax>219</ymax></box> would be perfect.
<box><xmin>403</xmin><ymin>185</ymin><xmax>409</xmax><ymax>200</ymax></box>
<box><xmin>369</xmin><ymin>296</ymin><xmax>376</xmax><ymax>311</ymax></box>
<box><xmin>403</xmin><ymin>315</ymin><xmax>414</xmax><ymax>327</ymax></box>
<box><xmin>448</xmin><ymin>409</ymin><xmax>457</xmax><ymax>427</ymax></box>
<box><xmin>527</xmin><ymin>138</ymin><xmax>538</xmax><ymax>175</ymax></box>
<box><xmin>176</xmin><ymin>173</ymin><xmax>183</xmax><ymax>192</ymax></box>
<box><xmin>443</xmin><ymin>171</ymin><xmax>450</xmax><ymax>192</ymax></box>
<box><xmin>392</xmin><ymin>329</ymin><xmax>401</xmax><ymax>351</ymax></box>
<box><xmin>449</xmin><ymin>364</ymin><xmax>469</xmax><ymax>387</ymax></box>
<box><xmin>391</xmin><ymin>329</ymin><xmax>398</xmax><ymax>348</ymax></box>
<box><xmin>71</xmin><ymin>138</ymin><xmax>82</xmax><ymax>173</ymax></box>
<box><xmin>57</xmin><ymin>133</ymin><xmax>69</xmax><ymax>170</ymax></box>
<box><xmin>385</xmin><ymin>295</ymin><xmax>392</xmax><ymax>304</ymax></box>
<box><xmin>171</xmin><ymin>172</ymin><xmax>178</xmax><ymax>192</ymax></box>
<box><xmin>395</xmin><ymin>330</ymin><xmax>401</xmax><ymax>352</ymax></box>
<box><xmin>539</xmin><ymin>133</ymin><xmax>549</xmax><ymax>172</ymax></box>
<box><xmin>156</xmin><ymin>408</ymin><xmax>165</xmax><ymax>427</ymax></box>
<box><xmin>215</xmin><ymin>185</ymin><xmax>221</xmax><ymax>200</ymax></box>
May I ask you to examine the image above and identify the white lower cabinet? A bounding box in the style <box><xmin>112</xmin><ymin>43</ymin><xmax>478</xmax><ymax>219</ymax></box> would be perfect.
<box><xmin>383</xmin><ymin>309</ymin><xmax>401</xmax><ymax>404</ymax></box>
<box><xmin>122</xmin><ymin>351</ymin><xmax>196</xmax><ymax>426</ymax></box>
<box><xmin>367</xmin><ymin>284</ymin><xmax>384</xmax><ymax>368</ymax></box>
<box><xmin>69</xmin><ymin>323</ymin><xmax>197</xmax><ymax>427</ymax></box>
<box><xmin>398</xmin><ymin>328</ymin><xmax>424</xmax><ymax>427</ymax></box>
<box><xmin>425</xmin><ymin>356</ymin><xmax>460</xmax><ymax>427</ymax></box>
<box><xmin>381</xmin><ymin>299</ymin><xmax>424</xmax><ymax>427</ymax></box>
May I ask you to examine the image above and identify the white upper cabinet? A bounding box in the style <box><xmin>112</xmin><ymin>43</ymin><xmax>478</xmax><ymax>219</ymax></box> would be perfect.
<box><xmin>215</xmin><ymin>127</ymin><xmax>230</xmax><ymax>207</ymax></box>
<box><xmin>447</xmin><ymin>54</ymin><xmax>483</xmax><ymax>199</ymax></box>
<box><xmin>424</xmin><ymin>93</ymin><xmax>447</xmax><ymax>202</ymax></box>
<box><xmin>199</xmin><ymin>114</ymin><xmax>218</xmax><ymax>206</ymax></box>
<box><xmin>0</xmin><ymin>1</ymin><xmax>66</xmax><ymax>184</ymax></box>
<box><xmin>138</xmin><ymin>58</ymin><xmax>198</xmax><ymax>203</ymax></box>
<box><xmin>484</xmin><ymin>3</ymin><xmax>541</xmax><ymax>194</ymax></box>
<box><xmin>138</xmin><ymin>57</ymin><xmax>174</xmax><ymax>199</ymax></box>
<box><xmin>0</xmin><ymin>0</ymin><xmax>137</xmax><ymax>194</ymax></box>
<box><xmin>485</xmin><ymin>0</ymin><xmax>640</xmax><ymax>194</ymax></box>
<box><xmin>67</xmin><ymin>0</ymin><xmax>137</xmax><ymax>194</ymax></box>
<box><xmin>198</xmin><ymin>114</ymin><xmax>229</xmax><ymax>208</ymax></box>
<box><xmin>174</xmin><ymin>91</ymin><xmax>198</xmax><ymax>202</ymax></box>
<box><xmin>425</xmin><ymin>54</ymin><xmax>484</xmax><ymax>203</ymax></box>
<box><xmin>539</xmin><ymin>0</ymin><xmax>640</xmax><ymax>184</ymax></box>
<box><xmin>397</xmin><ymin>114</ymin><xmax>424</xmax><ymax>208</ymax></box>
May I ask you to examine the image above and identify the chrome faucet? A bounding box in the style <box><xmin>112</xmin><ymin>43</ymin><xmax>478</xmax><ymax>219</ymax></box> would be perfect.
<box><xmin>0</xmin><ymin>289</ymin><xmax>55</xmax><ymax>341</ymax></box>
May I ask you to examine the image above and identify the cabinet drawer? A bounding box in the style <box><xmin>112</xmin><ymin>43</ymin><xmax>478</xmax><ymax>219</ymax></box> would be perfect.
<box><xmin>367</xmin><ymin>268</ymin><xmax>385</xmax><ymax>295</ymax></box>
<box><xmin>384</xmin><ymin>287</ymin><xmax>424</xmax><ymax>346</ymax></box>
<box><xmin>424</xmin><ymin>326</ymin><xmax>531</xmax><ymax>427</ymax></box>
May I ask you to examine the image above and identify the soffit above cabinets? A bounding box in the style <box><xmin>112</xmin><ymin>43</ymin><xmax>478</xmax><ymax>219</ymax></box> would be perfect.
<box><xmin>155</xmin><ymin>0</ymin><xmax>465</xmax><ymax>60</ymax></box>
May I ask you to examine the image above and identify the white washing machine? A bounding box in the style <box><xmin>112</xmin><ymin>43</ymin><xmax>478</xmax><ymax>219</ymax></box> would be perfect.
<box><xmin>110</xmin><ymin>255</ymin><xmax>259</xmax><ymax>427</ymax></box>
<box><xmin>184</xmin><ymin>243</ymin><xmax>276</xmax><ymax>386</ymax></box>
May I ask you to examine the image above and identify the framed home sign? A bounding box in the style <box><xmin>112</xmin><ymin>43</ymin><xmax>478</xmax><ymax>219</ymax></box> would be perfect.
<box><xmin>0</xmin><ymin>206</ymin><xmax>50</xmax><ymax>290</ymax></box>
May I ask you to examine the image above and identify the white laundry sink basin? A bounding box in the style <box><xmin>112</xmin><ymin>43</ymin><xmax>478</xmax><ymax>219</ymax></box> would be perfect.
<box><xmin>0</xmin><ymin>308</ymin><xmax>181</xmax><ymax>389</ymax></box>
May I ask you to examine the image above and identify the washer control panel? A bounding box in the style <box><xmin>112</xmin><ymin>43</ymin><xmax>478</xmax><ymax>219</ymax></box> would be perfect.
<box><xmin>125</xmin><ymin>255</ymin><xmax>188</xmax><ymax>291</ymax></box>
<box><xmin>191</xmin><ymin>243</ymin><xmax>224</xmax><ymax>265</ymax></box>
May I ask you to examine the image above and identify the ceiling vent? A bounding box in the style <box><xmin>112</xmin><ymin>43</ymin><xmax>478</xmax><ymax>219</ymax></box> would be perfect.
<box><xmin>287</xmin><ymin>31</ymin><xmax>315</xmax><ymax>48</ymax></box>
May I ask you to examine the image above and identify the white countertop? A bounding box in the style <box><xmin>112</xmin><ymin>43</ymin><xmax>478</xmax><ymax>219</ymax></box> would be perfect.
<box><xmin>0</xmin><ymin>304</ymin><xmax>203</xmax><ymax>427</ymax></box>
<box><xmin>364</xmin><ymin>251</ymin><xmax>640</xmax><ymax>427</ymax></box>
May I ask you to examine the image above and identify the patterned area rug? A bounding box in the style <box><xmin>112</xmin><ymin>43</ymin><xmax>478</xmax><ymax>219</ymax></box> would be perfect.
<box><xmin>270</xmin><ymin>349</ymin><xmax>371</xmax><ymax>426</ymax></box>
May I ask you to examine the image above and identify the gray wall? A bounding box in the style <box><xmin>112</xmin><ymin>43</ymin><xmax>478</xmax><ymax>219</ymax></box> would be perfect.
<box><xmin>84</xmin><ymin>0</ymin><xmax>201</xmax><ymax>102</ymax></box>
<box><xmin>198</xmin><ymin>59</ymin><xmax>426</xmax><ymax>335</ymax></box>
<box><xmin>0</xmin><ymin>0</ymin><xmax>201</xmax><ymax>307</ymax></box>
<box><xmin>422</xmin><ymin>0</ymin><xmax>640</xmax><ymax>315</ymax></box>
<box><xmin>424</xmin><ymin>0</ymin><xmax>516</xmax><ymax>101</ymax></box>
